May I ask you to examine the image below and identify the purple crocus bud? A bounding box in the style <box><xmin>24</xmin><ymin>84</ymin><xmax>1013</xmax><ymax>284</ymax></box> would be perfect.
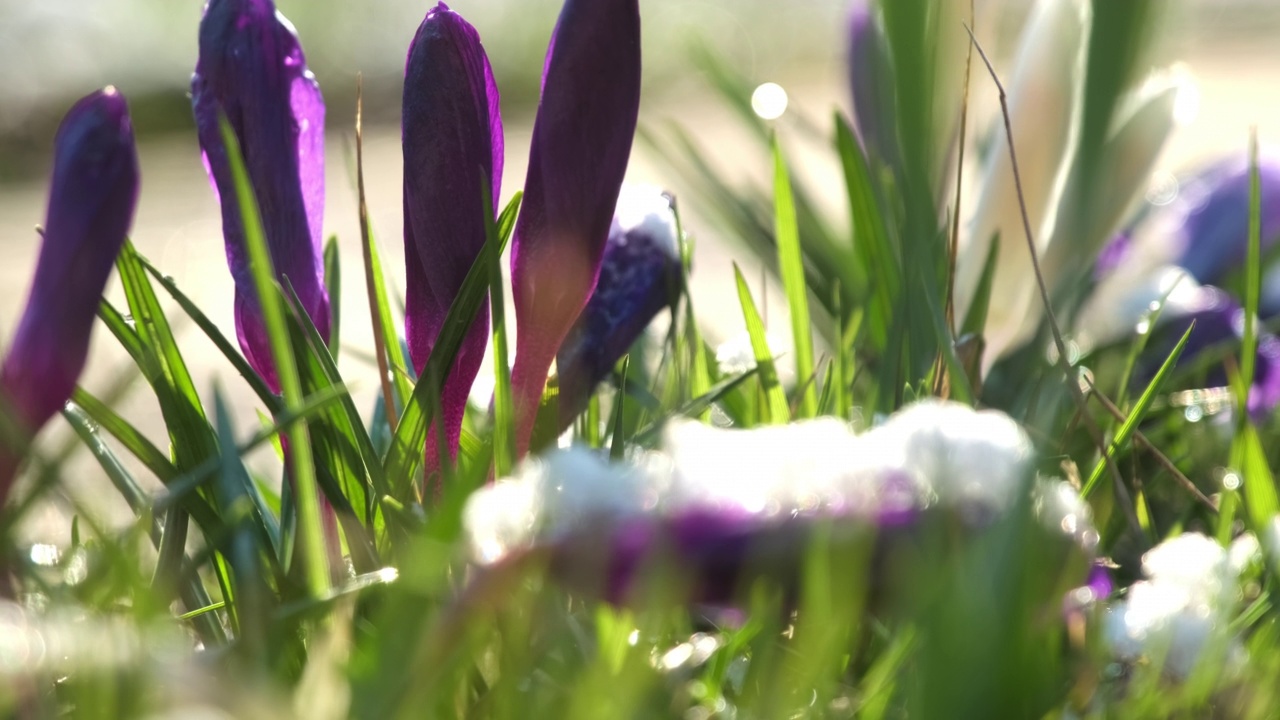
<box><xmin>0</xmin><ymin>88</ymin><xmax>139</xmax><ymax>494</ymax></box>
<box><xmin>464</xmin><ymin>402</ymin><xmax>1091</xmax><ymax>608</ymax></box>
<box><xmin>509</xmin><ymin>0</ymin><xmax>642</xmax><ymax>457</ymax></box>
<box><xmin>191</xmin><ymin>0</ymin><xmax>329</xmax><ymax>393</ymax></box>
<box><xmin>555</xmin><ymin>187</ymin><xmax>681</xmax><ymax>430</ymax></box>
<box><xmin>402</xmin><ymin>3</ymin><xmax>504</xmax><ymax>479</ymax></box>
<box><xmin>846</xmin><ymin>2</ymin><xmax>898</xmax><ymax>170</ymax></box>
<box><xmin>1168</xmin><ymin>158</ymin><xmax>1280</xmax><ymax>291</ymax></box>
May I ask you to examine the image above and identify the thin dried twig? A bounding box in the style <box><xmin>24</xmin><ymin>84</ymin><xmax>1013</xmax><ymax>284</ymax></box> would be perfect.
<box><xmin>964</xmin><ymin>26</ymin><xmax>1143</xmax><ymax>537</ymax></box>
<box><xmin>355</xmin><ymin>74</ymin><xmax>399</xmax><ymax>434</ymax></box>
<box><xmin>945</xmin><ymin>0</ymin><xmax>976</xmax><ymax>333</ymax></box>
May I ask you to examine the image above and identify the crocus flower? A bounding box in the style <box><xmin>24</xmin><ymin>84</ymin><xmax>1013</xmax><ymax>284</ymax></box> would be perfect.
<box><xmin>464</xmin><ymin>401</ymin><xmax>1094</xmax><ymax>607</ymax></box>
<box><xmin>1078</xmin><ymin>156</ymin><xmax>1280</xmax><ymax>417</ymax></box>
<box><xmin>402</xmin><ymin>3</ymin><xmax>503</xmax><ymax>478</ymax></box>
<box><xmin>191</xmin><ymin>0</ymin><xmax>329</xmax><ymax>393</ymax></box>
<box><xmin>846</xmin><ymin>2</ymin><xmax>898</xmax><ymax>171</ymax></box>
<box><xmin>555</xmin><ymin>186</ymin><xmax>681</xmax><ymax>430</ymax></box>
<box><xmin>509</xmin><ymin>0</ymin><xmax>642</xmax><ymax>457</ymax></box>
<box><xmin>0</xmin><ymin>88</ymin><xmax>139</xmax><ymax>496</ymax></box>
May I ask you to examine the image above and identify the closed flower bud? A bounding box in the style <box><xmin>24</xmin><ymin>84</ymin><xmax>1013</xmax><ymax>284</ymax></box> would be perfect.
<box><xmin>0</xmin><ymin>88</ymin><xmax>139</xmax><ymax>493</ymax></box>
<box><xmin>192</xmin><ymin>0</ymin><xmax>329</xmax><ymax>393</ymax></box>
<box><xmin>509</xmin><ymin>0</ymin><xmax>642</xmax><ymax>457</ymax></box>
<box><xmin>402</xmin><ymin>3</ymin><xmax>504</xmax><ymax>478</ymax></box>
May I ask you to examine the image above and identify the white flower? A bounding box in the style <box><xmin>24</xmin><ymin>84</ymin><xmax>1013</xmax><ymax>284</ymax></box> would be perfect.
<box><xmin>1104</xmin><ymin>531</ymin><xmax>1253</xmax><ymax>678</ymax></box>
<box><xmin>612</xmin><ymin>184</ymin><xmax>680</xmax><ymax>262</ymax></box>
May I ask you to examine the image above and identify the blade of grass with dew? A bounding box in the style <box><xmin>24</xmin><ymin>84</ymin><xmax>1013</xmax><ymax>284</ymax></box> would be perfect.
<box><xmin>282</xmin><ymin>280</ymin><xmax>387</xmax><ymax>514</ymax></box>
<box><xmin>632</xmin><ymin>367</ymin><xmax>759</xmax><ymax>445</ymax></box>
<box><xmin>62</xmin><ymin>405</ymin><xmax>228</xmax><ymax>643</ymax></box>
<box><xmin>70</xmin><ymin>387</ymin><xmax>176</xmax><ymax>482</ymax></box>
<box><xmin>1232</xmin><ymin>135</ymin><xmax>1280</xmax><ymax>537</ymax></box>
<box><xmin>115</xmin><ymin>240</ymin><xmax>223</xmax><ymax>593</ymax></box>
<box><xmin>383</xmin><ymin>192</ymin><xmax>521</xmax><ymax>498</ymax></box>
<box><xmin>609</xmin><ymin>356</ymin><xmax>631</xmax><ymax>461</ymax></box>
<box><xmin>218</xmin><ymin>115</ymin><xmax>328</xmax><ymax>598</ymax></box>
<box><xmin>324</xmin><ymin>235</ymin><xmax>341</xmax><ymax>354</ymax></box>
<box><xmin>772</xmin><ymin>135</ymin><xmax>817</xmax><ymax>418</ymax></box>
<box><xmin>484</xmin><ymin>177</ymin><xmax>514</xmax><ymax>478</ymax></box>
<box><xmin>140</xmin><ymin>258</ymin><xmax>280</xmax><ymax>411</ymax></box>
<box><xmin>276</xmin><ymin>286</ymin><xmax>381</xmax><ymax>571</ymax></box>
<box><xmin>959</xmin><ymin>234</ymin><xmax>1000</xmax><ymax>339</ymax></box>
<box><xmin>212</xmin><ymin>388</ymin><xmax>272</xmax><ymax>669</ymax></box>
<box><xmin>1083</xmin><ymin>321</ymin><xmax>1193</xmax><ymax>498</ymax></box>
<box><xmin>835</xmin><ymin>114</ymin><xmax>895</xmax><ymax>351</ymax></box>
<box><xmin>354</xmin><ymin>78</ymin><xmax>413</xmax><ymax>422</ymax></box>
<box><xmin>734</xmin><ymin>264</ymin><xmax>789</xmax><ymax>424</ymax></box>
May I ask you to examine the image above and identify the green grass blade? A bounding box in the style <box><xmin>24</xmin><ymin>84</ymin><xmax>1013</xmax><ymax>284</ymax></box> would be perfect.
<box><xmin>218</xmin><ymin>115</ymin><xmax>328</xmax><ymax>598</ymax></box>
<box><xmin>959</xmin><ymin>234</ymin><xmax>1000</xmax><ymax>338</ymax></box>
<box><xmin>1083</xmin><ymin>321</ymin><xmax>1194</xmax><ymax>498</ymax></box>
<box><xmin>1233</xmin><ymin>424</ymin><xmax>1280</xmax><ymax>536</ymax></box>
<box><xmin>609</xmin><ymin>356</ymin><xmax>631</xmax><ymax>461</ymax></box>
<box><xmin>325</xmin><ymin>235</ymin><xmax>341</xmax><ymax>354</ymax></box>
<box><xmin>1239</xmin><ymin>135</ymin><xmax>1262</xmax><ymax>410</ymax></box>
<box><xmin>70</xmin><ymin>387</ymin><xmax>175</xmax><ymax>481</ymax></box>
<box><xmin>772</xmin><ymin>135</ymin><xmax>817</xmax><ymax>419</ymax></box>
<box><xmin>733</xmin><ymin>264</ymin><xmax>789</xmax><ymax>424</ymax></box>
<box><xmin>484</xmin><ymin>178</ymin><xmax>515</xmax><ymax>478</ymax></box>
<box><xmin>139</xmin><ymin>257</ymin><xmax>280</xmax><ymax>412</ymax></box>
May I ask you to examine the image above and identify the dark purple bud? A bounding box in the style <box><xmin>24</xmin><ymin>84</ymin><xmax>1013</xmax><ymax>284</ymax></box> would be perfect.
<box><xmin>402</xmin><ymin>3</ymin><xmax>504</xmax><ymax>477</ymax></box>
<box><xmin>556</xmin><ymin>188</ymin><xmax>681</xmax><ymax>430</ymax></box>
<box><xmin>192</xmin><ymin>0</ymin><xmax>329</xmax><ymax>393</ymax></box>
<box><xmin>847</xmin><ymin>1</ymin><xmax>898</xmax><ymax>169</ymax></box>
<box><xmin>0</xmin><ymin>89</ymin><xmax>139</xmax><ymax>492</ymax></box>
<box><xmin>509</xmin><ymin>0</ymin><xmax>642</xmax><ymax>457</ymax></box>
<box><xmin>1166</xmin><ymin>156</ymin><xmax>1280</xmax><ymax>305</ymax></box>
<box><xmin>1141</xmin><ymin>286</ymin><xmax>1280</xmax><ymax>419</ymax></box>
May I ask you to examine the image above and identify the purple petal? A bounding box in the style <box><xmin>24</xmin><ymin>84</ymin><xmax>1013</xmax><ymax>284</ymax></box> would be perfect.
<box><xmin>402</xmin><ymin>3</ymin><xmax>504</xmax><ymax>472</ymax></box>
<box><xmin>509</xmin><ymin>0</ymin><xmax>642</xmax><ymax>456</ymax></box>
<box><xmin>1170</xmin><ymin>156</ymin><xmax>1280</xmax><ymax>296</ymax></box>
<box><xmin>0</xmin><ymin>89</ymin><xmax>139</xmax><ymax>491</ymax></box>
<box><xmin>1142</xmin><ymin>286</ymin><xmax>1280</xmax><ymax>419</ymax></box>
<box><xmin>847</xmin><ymin>2</ymin><xmax>898</xmax><ymax>169</ymax></box>
<box><xmin>556</xmin><ymin>189</ymin><xmax>682</xmax><ymax>429</ymax></box>
<box><xmin>192</xmin><ymin>0</ymin><xmax>329</xmax><ymax>393</ymax></box>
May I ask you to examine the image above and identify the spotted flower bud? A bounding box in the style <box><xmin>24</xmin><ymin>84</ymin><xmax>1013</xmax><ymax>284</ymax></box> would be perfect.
<box><xmin>555</xmin><ymin>187</ymin><xmax>681</xmax><ymax>430</ymax></box>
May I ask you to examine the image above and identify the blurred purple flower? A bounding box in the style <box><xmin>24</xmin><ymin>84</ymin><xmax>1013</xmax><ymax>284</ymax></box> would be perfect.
<box><xmin>192</xmin><ymin>0</ymin><xmax>329</xmax><ymax>394</ymax></box>
<box><xmin>555</xmin><ymin>187</ymin><xmax>681</xmax><ymax>430</ymax></box>
<box><xmin>402</xmin><ymin>3</ymin><xmax>504</xmax><ymax>479</ymax></box>
<box><xmin>846</xmin><ymin>2</ymin><xmax>898</xmax><ymax>170</ymax></box>
<box><xmin>0</xmin><ymin>88</ymin><xmax>139</xmax><ymax>494</ymax></box>
<box><xmin>465</xmin><ymin>402</ymin><xmax>1092</xmax><ymax>607</ymax></box>
<box><xmin>509</xmin><ymin>0</ymin><xmax>642</xmax><ymax>457</ymax></box>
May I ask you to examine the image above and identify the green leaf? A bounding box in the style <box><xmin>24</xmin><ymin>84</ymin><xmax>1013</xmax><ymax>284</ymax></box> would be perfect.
<box><xmin>772</xmin><ymin>136</ymin><xmax>817</xmax><ymax>419</ymax></box>
<box><xmin>218</xmin><ymin>115</ymin><xmax>328</xmax><ymax>598</ymax></box>
<box><xmin>733</xmin><ymin>264</ymin><xmax>789</xmax><ymax>424</ymax></box>
<box><xmin>609</xmin><ymin>356</ymin><xmax>631</xmax><ymax>461</ymax></box>
<box><xmin>485</xmin><ymin>177</ymin><xmax>515</xmax><ymax>478</ymax></box>
<box><xmin>1083</xmin><ymin>321</ymin><xmax>1193</xmax><ymax>498</ymax></box>
<box><xmin>139</xmin><ymin>257</ymin><xmax>279</xmax><ymax>411</ymax></box>
<box><xmin>959</xmin><ymin>233</ymin><xmax>1000</xmax><ymax>339</ymax></box>
<box><xmin>325</xmin><ymin>235</ymin><xmax>341</xmax><ymax>354</ymax></box>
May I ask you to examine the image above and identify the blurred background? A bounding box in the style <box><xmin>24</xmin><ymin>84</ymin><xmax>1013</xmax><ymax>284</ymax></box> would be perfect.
<box><xmin>0</xmin><ymin>0</ymin><xmax>1277</xmax><ymax>539</ymax></box>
